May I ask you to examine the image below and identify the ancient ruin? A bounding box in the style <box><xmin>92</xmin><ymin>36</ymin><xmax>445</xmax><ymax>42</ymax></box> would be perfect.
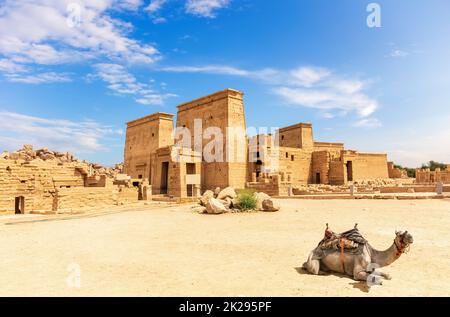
<box><xmin>0</xmin><ymin>145</ymin><xmax>148</xmax><ymax>215</ymax></box>
<box><xmin>415</xmin><ymin>165</ymin><xmax>450</xmax><ymax>184</ymax></box>
<box><xmin>124</xmin><ymin>89</ymin><xmax>392</xmax><ymax>198</ymax></box>
<box><xmin>1</xmin><ymin>88</ymin><xmax>448</xmax><ymax>215</ymax></box>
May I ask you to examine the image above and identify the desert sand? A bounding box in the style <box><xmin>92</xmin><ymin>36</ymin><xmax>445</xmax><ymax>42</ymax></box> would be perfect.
<box><xmin>0</xmin><ymin>198</ymin><xmax>449</xmax><ymax>296</ymax></box>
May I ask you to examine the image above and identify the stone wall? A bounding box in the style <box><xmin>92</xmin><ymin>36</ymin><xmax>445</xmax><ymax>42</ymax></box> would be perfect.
<box><xmin>176</xmin><ymin>89</ymin><xmax>247</xmax><ymax>191</ymax></box>
<box><xmin>312</xmin><ymin>151</ymin><xmax>330</xmax><ymax>184</ymax></box>
<box><xmin>329</xmin><ymin>160</ymin><xmax>345</xmax><ymax>185</ymax></box>
<box><xmin>0</xmin><ymin>159</ymin><xmax>88</xmax><ymax>214</ymax></box>
<box><xmin>55</xmin><ymin>187</ymin><xmax>117</xmax><ymax>213</ymax></box>
<box><xmin>0</xmin><ymin>157</ymin><xmax>140</xmax><ymax>215</ymax></box>
<box><xmin>151</xmin><ymin>146</ymin><xmax>201</xmax><ymax>197</ymax></box>
<box><xmin>279</xmin><ymin>123</ymin><xmax>314</xmax><ymax>150</ymax></box>
<box><xmin>277</xmin><ymin>147</ymin><xmax>312</xmax><ymax>185</ymax></box>
<box><xmin>416</xmin><ymin>167</ymin><xmax>450</xmax><ymax>184</ymax></box>
<box><xmin>342</xmin><ymin>151</ymin><xmax>389</xmax><ymax>182</ymax></box>
<box><xmin>122</xmin><ymin>88</ymin><xmax>395</xmax><ymax>194</ymax></box>
<box><xmin>313</xmin><ymin>142</ymin><xmax>344</xmax><ymax>159</ymax></box>
<box><xmin>387</xmin><ymin>162</ymin><xmax>408</xmax><ymax>178</ymax></box>
<box><xmin>124</xmin><ymin>113</ymin><xmax>174</xmax><ymax>179</ymax></box>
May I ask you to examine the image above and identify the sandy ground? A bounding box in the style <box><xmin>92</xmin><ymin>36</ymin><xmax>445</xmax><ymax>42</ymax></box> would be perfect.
<box><xmin>0</xmin><ymin>199</ymin><xmax>449</xmax><ymax>297</ymax></box>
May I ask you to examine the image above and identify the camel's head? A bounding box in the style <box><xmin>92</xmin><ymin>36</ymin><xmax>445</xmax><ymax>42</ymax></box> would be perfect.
<box><xmin>395</xmin><ymin>230</ymin><xmax>413</xmax><ymax>254</ymax></box>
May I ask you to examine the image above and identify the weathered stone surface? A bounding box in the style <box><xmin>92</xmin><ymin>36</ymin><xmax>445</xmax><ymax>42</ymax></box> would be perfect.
<box><xmin>192</xmin><ymin>206</ymin><xmax>207</xmax><ymax>214</ymax></box>
<box><xmin>217</xmin><ymin>186</ymin><xmax>237</xmax><ymax>200</ymax></box>
<box><xmin>253</xmin><ymin>192</ymin><xmax>271</xmax><ymax>210</ymax></box>
<box><xmin>214</xmin><ymin>187</ymin><xmax>221</xmax><ymax>197</ymax></box>
<box><xmin>205</xmin><ymin>198</ymin><xmax>228</xmax><ymax>214</ymax></box>
<box><xmin>262</xmin><ymin>199</ymin><xmax>280</xmax><ymax>212</ymax></box>
<box><xmin>0</xmin><ymin>144</ymin><xmax>136</xmax><ymax>215</ymax></box>
<box><xmin>200</xmin><ymin>190</ymin><xmax>214</xmax><ymax>206</ymax></box>
<box><xmin>221</xmin><ymin>197</ymin><xmax>233</xmax><ymax>209</ymax></box>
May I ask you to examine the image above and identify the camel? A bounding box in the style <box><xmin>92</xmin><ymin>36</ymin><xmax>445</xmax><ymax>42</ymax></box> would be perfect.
<box><xmin>302</xmin><ymin>225</ymin><xmax>413</xmax><ymax>285</ymax></box>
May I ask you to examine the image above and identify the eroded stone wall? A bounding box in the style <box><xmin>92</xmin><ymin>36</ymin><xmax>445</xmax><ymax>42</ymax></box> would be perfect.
<box><xmin>176</xmin><ymin>89</ymin><xmax>247</xmax><ymax>190</ymax></box>
<box><xmin>124</xmin><ymin>113</ymin><xmax>174</xmax><ymax>179</ymax></box>
<box><xmin>416</xmin><ymin>167</ymin><xmax>450</xmax><ymax>184</ymax></box>
<box><xmin>342</xmin><ymin>151</ymin><xmax>389</xmax><ymax>182</ymax></box>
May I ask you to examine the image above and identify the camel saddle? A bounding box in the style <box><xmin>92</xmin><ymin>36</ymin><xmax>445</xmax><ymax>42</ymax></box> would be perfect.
<box><xmin>317</xmin><ymin>223</ymin><xmax>367</xmax><ymax>255</ymax></box>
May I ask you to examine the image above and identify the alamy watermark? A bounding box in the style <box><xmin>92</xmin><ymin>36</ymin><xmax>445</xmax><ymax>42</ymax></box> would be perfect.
<box><xmin>66</xmin><ymin>3</ymin><xmax>82</xmax><ymax>28</ymax></box>
<box><xmin>171</xmin><ymin>121</ymin><xmax>281</xmax><ymax>172</ymax></box>
<box><xmin>367</xmin><ymin>3</ymin><xmax>381</xmax><ymax>28</ymax></box>
<box><xmin>66</xmin><ymin>262</ymin><xmax>81</xmax><ymax>288</ymax></box>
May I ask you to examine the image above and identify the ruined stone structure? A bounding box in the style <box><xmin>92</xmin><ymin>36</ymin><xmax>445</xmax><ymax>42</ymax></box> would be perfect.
<box><xmin>415</xmin><ymin>165</ymin><xmax>450</xmax><ymax>184</ymax></box>
<box><xmin>0</xmin><ymin>146</ymin><xmax>145</xmax><ymax>215</ymax></box>
<box><xmin>124</xmin><ymin>89</ymin><xmax>390</xmax><ymax>197</ymax></box>
<box><xmin>387</xmin><ymin>162</ymin><xmax>408</xmax><ymax>179</ymax></box>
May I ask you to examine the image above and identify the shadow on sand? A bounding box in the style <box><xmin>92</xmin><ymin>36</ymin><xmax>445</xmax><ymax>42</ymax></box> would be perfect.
<box><xmin>294</xmin><ymin>267</ymin><xmax>370</xmax><ymax>293</ymax></box>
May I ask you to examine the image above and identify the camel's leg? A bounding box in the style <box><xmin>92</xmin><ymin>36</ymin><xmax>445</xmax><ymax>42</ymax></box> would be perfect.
<box><xmin>353</xmin><ymin>270</ymin><xmax>370</xmax><ymax>281</ymax></box>
<box><xmin>355</xmin><ymin>270</ymin><xmax>384</xmax><ymax>285</ymax></box>
<box><xmin>303</xmin><ymin>253</ymin><xmax>321</xmax><ymax>275</ymax></box>
<box><xmin>376</xmin><ymin>270</ymin><xmax>392</xmax><ymax>280</ymax></box>
<box><xmin>366</xmin><ymin>266</ymin><xmax>392</xmax><ymax>280</ymax></box>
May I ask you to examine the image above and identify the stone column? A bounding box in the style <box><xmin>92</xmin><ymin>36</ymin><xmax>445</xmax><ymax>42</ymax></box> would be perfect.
<box><xmin>350</xmin><ymin>184</ymin><xmax>356</xmax><ymax>197</ymax></box>
<box><xmin>437</xmin><ymin>182</ymin><xmax>443</xmax><ymax>195</ymax></box>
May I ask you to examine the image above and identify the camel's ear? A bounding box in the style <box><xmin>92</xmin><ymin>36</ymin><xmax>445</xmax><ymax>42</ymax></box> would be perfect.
<box><xmin>395</xmin><ymin>230</ymin><xmax>400</xmax><ymax>236</ymax></box>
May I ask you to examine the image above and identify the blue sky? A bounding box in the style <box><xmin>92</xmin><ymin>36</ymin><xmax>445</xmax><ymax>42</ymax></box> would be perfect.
<box><xmin>0</xmin><ymin>0</ymin><xmax>449</xmax><ymax>167</ymax></box>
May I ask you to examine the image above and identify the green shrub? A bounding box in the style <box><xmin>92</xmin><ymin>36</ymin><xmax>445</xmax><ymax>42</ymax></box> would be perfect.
<box><xmin>421</xmin><ymin>161</ymin><xmax>447</xmax><ymax>171</ymax></box>
<box><xmin>238</xmin><ymin>192</ymin><xmax>257</xmax><ymax>211</ymax></box>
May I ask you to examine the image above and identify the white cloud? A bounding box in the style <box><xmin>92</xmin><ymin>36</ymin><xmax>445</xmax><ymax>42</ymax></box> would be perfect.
<box><xmin>185</xmin><ymin>0</ymin><xmax>230</xmax><ymax>18</ymax></box>
<box><xmin>0</xmin><ymin>0</ymin><xmax>160</xmax><ymax>70</ymax></box>
<box><xmin>161</xmin><ymin>64</ymin><xmax>279</xmax><ymax>82</ymax></box>
<box><xmin>152</xmin><ymin>17</ymin><xmax>168</xmax><ymax>24</ymax></box>
<box><xmin>145</xmin><ymin>0</ymin><xmax>167</xmax><ymax>13</ymax></box>
<box><xmin>290</xmin><ymin>67</ymin><xmax>330</xmax><ymax>87</ymax></box>
<box><xmin>274</xmin><ymin>66</ymin><xmax>378</xmax><ymax>118</ymax></box>
<box><xmin>275</xmin><ymin>86</ymin><xmax>378</xmax><ymax>118</ymax></box>
<box><xmin>0</xmin><ymin>58</ymin><xmax>28</xmax><ymax>73</ymax></box>
<box><xmin>162</xmin><ymin>65</ymin><xmax>250</xmax><ymax>76</ymax></box>
<box><xmin>353</xmin><ymin>118</ymin><xmax>382</xmax><ymax>128</ymax></box>
<box><xmin>4</xmin><ymin>72</ymin><xmax>72</xmax><ymax>84</ymax></box>
<box><xmin>92</xmin><ymin>63</ymin><xmax>176</xmax><ymax>105</ymax></box>
<box><xmin>390</xmin><ymin>49</ymin><xmax>409</xmax><ymax>58</ymax></box>
<box><xmin>161</xmin><ymin>63</ymin><xmax>379</xmax><ymax>118</ymax></box>
<box><xmin>0</xmin><ymin>111</ymin><xmax>122</xmax><ymax>153</ymax></box>
<box><xmin>117</xmin><ymin>0</ymin><xmax>144</xmax><ymax>11</ymax></box>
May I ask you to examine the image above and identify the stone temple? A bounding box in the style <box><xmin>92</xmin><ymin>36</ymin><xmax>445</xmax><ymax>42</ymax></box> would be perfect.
<box><xmin>124</xmin><ymin>88</ymin><xmax>390</xmax><ymax>197</ymax></box>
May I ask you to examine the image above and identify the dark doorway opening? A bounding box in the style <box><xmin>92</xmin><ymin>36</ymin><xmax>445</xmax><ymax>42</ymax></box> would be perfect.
<box><xmin>15</xmin><ymin>196</ymin><xmax>25</xmax><ymax>214</ymax></box>
<box><xmin>346</xmin><ymin>161</ymin><xmax>353</xmax><ymax>182</ymax></box>
<box><xmin>316</xmin><ymin>172</ymin><xmax>321</xmax><ymax>184</ymax></box>
<box><xmin>186</xmin><ymin>163</ymin><xmax>196</xmax><ymax>197</ymax></box>
<box><xmin>161</xmin><ymin>162</ymin><xmax>169</xmax><ymax>194</ymax></box>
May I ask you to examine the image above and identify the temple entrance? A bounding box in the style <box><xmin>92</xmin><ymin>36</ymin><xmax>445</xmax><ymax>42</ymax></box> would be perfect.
<box><xmin>160</xmin><ymin>162</ymin><xmax>169</xmax><ymax>194</ymax></box>
<box><xmin>346</xmin><ymin>161</ymin><xmax>353</xmax><ymax>182</ymax></box>
<box><xmin>316</xmin><ymin>172</ymin><xmax>321</xmax><ymax>184</ymax></box>
<box><xmin>15</xmin><ymin>196</ymin><xmax>25</xmax><ymax>214</ymax></box>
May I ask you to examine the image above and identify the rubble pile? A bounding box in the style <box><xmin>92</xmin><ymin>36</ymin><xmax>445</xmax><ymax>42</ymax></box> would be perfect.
<box><xmin>0</xmin><ymin>144</ymin><xmax>123</xmax><ymax>178</ymax></box>
<box><xmin>194</xmin><ymin>186</ymin><xmax>280</xmax><ymax>215</ymax></box>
